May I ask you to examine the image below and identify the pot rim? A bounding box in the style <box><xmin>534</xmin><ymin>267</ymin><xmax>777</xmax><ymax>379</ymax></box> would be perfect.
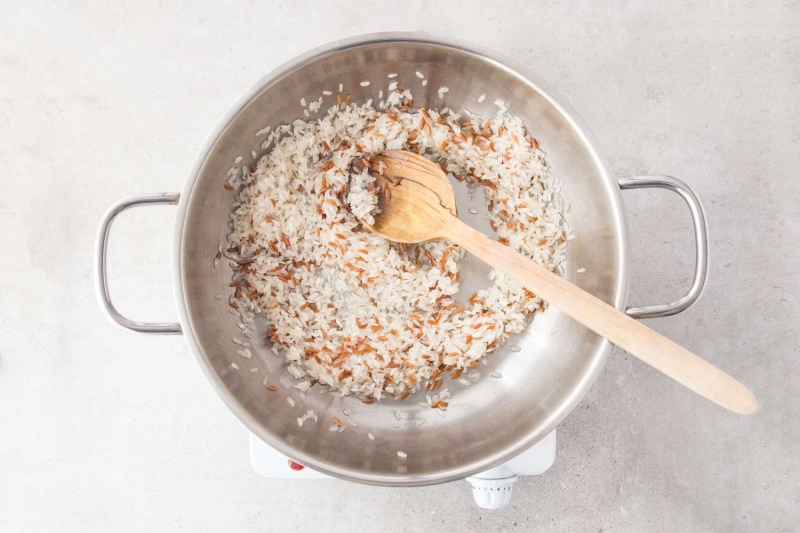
<box><xmin>173</xmin><ymin>32</ymin><xmax>628</xmax><ymax>486</ymax></box>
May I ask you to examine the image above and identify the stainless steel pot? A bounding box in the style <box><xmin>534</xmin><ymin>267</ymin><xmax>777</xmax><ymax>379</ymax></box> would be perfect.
<box><xmin>94</xmin><ymin>33</ymin><xmax>708</xmax><ymax>486</ymax></box>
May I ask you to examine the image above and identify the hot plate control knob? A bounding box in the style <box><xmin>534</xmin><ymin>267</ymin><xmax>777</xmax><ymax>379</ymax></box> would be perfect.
<box><xmin>466</xmin><ymin>476</ymin><xmax>518</xmax><ymax>510</ymax></box>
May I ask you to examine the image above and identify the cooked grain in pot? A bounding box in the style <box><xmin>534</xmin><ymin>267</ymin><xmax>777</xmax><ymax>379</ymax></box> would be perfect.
<box><xmin>226</xmin><ymin>88</ymin><xmax>570</xmax><ymax>402</ymax></box>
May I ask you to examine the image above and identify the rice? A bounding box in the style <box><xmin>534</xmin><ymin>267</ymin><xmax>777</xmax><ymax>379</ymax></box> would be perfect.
<box><xmin>226</xmin><ymin>87</ymin><xmax>570</xmax><ymax>402</ymax></box>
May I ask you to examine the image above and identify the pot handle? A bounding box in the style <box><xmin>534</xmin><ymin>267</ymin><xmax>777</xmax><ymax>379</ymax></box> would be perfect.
<box><xmin>94</xmin><ymin>193</ymin><xmax>183</xmax><ymax>334</ymax></box>
<box><xmin>618</xmin><ymin>176</ymin><xmax>708</xmax><ymax>319</ymax></box>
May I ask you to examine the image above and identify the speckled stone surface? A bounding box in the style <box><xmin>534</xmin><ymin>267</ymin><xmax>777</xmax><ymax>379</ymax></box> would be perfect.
<box><xmin>1</xmin><ymin>2</ymin><xmax>798</xmax><ymax>531</ymax></box>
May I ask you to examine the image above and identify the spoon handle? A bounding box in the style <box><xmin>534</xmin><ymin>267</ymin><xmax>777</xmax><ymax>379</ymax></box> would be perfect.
<box><xmin>442</xmin><ymin>219</ymin><xmax>757</xmax><ymax>415</ymax></box>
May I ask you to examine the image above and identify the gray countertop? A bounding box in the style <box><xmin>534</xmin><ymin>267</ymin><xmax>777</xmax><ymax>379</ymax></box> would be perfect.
<box><xmin>1</xmin><ymin>2</ymin><xmax>798</xmax><ymax>532</ymax></box>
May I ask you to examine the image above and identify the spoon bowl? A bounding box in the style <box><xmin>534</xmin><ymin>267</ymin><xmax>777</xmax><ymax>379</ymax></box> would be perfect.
<box><xmin>368</xmin><ymin>151</ymin><xmax>458</xmax><ymax>243</ymax></box>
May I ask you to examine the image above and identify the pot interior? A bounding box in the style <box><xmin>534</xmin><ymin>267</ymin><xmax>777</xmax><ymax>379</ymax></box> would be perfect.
<box><xmin>179</xmin><ymin>35</ymin><xmax>625</xmax><ymax>484</ymax></box>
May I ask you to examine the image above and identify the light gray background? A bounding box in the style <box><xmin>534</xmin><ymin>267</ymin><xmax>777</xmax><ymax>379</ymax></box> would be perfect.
<box><xmin>1</xmin><ymin>1</ymin><xmax>798</xmax><ymax>532</ymax></box>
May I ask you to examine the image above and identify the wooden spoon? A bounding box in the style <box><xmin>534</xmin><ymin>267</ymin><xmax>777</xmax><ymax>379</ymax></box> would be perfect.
<box><xmin>363</xmin><ymin>150</ymin><xmax>757</xmax><ymax>415</ymax></box>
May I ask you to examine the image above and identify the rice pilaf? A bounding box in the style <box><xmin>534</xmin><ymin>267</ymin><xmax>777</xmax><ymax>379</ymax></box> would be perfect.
<box><xmin>224</xmin><ymin>88</ymin><xmax>571</xmax><ymax>402</ymax></box>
